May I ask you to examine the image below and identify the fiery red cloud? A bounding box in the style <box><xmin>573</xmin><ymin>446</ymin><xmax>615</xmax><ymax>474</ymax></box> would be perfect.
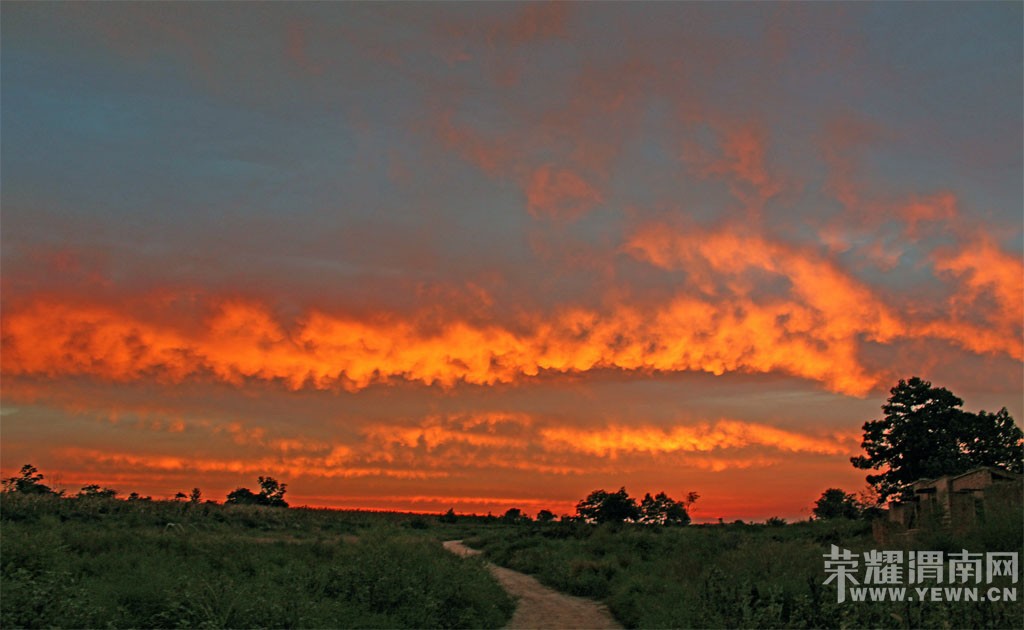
<box><xmin>7</xmin><ymin>215</ymin><xmax>1018</xmax><ymax>398</ymax></box>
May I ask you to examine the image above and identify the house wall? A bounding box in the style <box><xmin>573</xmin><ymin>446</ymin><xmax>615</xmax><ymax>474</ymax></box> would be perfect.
<box><xmin>952</xmin><ymin>469</ymin><xmax>995</xmax><ymax>493</ymax></box>
<box><xmin>875</xmin><ymin>468</ymin><xmax>1022</xmax><ymax>543</ymax></box>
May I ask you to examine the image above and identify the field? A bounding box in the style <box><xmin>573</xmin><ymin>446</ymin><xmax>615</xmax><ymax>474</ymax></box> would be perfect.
<box><xmin>464</xmin><ymin>515</ymin><xmax>1023</xmax><ymax>629</ymax></box>
<box><xmin>0</xmin><ymin>493</ymin><xmax>513</xmax><ymax>629</ymax></box>
<box><xmin>2</xmin><ymin>492</ymin><xmax>1021</xmax><ymax>629</ymax></box>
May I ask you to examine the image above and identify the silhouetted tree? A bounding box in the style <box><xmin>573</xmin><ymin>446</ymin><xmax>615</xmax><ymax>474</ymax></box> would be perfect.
<box><xmin>964</xmin><ymin>409</ymin><xmax>1024</xmax><ymax>470</ymax></box>
<box><xmin>226</xmin><ymin>476</ymin><xmax>289</xmax><ymax>507</ymax></box>
<box><xmin>536</xmin><ymin>509</ymin><xmax>556</xmax><ymax>523</ymax></box>
<box><xmin>257</xmin><ymin>476</ymin><xmax>288</xmax><ymax>507</ymax></box>
<box><xmin>502</xmin><ymin>507</ymin><xmax>530</xmax><ymax>523</ymax></box>
<box><xmin>1</xmin><ymin>464</ymin><xmax>57</xmax><ymax>495</ymax></box>
<box><xmin>852</xmin><ymin>377</ymin><xmax>1024</xmax><ymax>501</ymax></box>
<box><xmin>78</xmin><ymin>484</ymin><xmax>117</xmax><ymax>499</ymax></box>
<box><xmin>638</xmin><ymin>491</ymin><xmax>691</xmax><ymax>526</ymax></box>
<box><xmin>439</xmin><ymin>507</ymin><xmax>458</xmax><ymax>523</ymax></box>
<box><xmin>189</xmin><ymin>488</ymin><xmax>202</xmax><ymax>504</ymax></box>
<box><xmin>226</xmin><ymin>487</ymin><xmax>260</xmax><ymax>505</ymax></box>
<box><xmin>575</xmin><ymin>487</ymin><xmax>639</xmax><ymax>523</ymax></box>
<box><xmin>813</xmin><ymin>488</ymin><xmax>860</xmax><ymax>520</ymax></box>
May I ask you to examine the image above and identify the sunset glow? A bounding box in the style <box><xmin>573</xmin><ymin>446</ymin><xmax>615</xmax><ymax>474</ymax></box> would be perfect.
<box><xmin>2</xmin><ymin>2</ymin><xmax>1021</xmax><ymax>521</ymax></box>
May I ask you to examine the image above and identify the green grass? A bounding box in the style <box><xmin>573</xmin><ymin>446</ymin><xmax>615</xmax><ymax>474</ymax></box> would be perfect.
<box><xmin>1</xmin><ymin>493</ymin><xmax>513</xmax><ymax>629</ymax></box>
<box><xmin>5</xmin><ymin>491</ymin><xmax>1021</xmax><ymax>629</ymax></box>
<box><xmin>461</xmin><ymin>516</ymin><xmax>1023</xmax><ymax>629</ymax></box>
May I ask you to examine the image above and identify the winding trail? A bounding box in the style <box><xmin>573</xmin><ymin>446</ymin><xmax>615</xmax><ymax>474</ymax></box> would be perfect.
<box><xmin>443</xmin><ymin>540</ymin><xmax>623</xmax><ymax>630</ymax></box>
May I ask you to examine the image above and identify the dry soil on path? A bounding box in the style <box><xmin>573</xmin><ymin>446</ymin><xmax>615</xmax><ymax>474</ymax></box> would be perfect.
<box><xmin>442</xmin><ymin>540</ymin><xmax>623</xmax><ymax>630</ymax></box>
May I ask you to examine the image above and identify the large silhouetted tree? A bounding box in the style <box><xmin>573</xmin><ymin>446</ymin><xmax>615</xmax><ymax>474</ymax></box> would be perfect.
<box><xmin>575</xmin><ymin>487</ymin><xmax>640</xmax><ymax>523</ymax></box>
<box><xmin>226</xmin><ymin>476</ymin><xmax>289</xmax><ymax>507</ymax></box>
<box><xmin>638</xmin><ymin>492</ymin><xmax>692</xmax><ymax>526</ymax></box>
<box><xmin>851</xmin><ymin>377</ymin><xmax>1023</xmax><ymax>501</ymax></box>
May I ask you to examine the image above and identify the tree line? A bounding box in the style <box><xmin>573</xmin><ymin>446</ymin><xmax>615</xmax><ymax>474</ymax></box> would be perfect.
<box><xmin>442</xmin><ymin>488</ymin><xmax>700</xmax><ymax>526</ymax></box>
<box><xmin>1</xmin><ymin>466</ymin><xmax>289</xmax><ymax>508</ymax></box>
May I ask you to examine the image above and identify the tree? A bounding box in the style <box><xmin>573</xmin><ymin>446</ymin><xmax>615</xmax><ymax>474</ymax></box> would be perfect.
<box><xmin>226</xmin><ymin>476</ymin><xmax>289</xmax><ymax>507</ymax></box>
<box><xmin>851</xmin><ymin>377</ymin><xmax>1023</xmax><ymax>501</ymax></box>
<box><xmin>962</xmin><ymin>409</ymin><xmax>1024</xmax><ymax>471</ymax></box>
<box><xmin>575</xmin><ymin>487</ymin><xmax>639</xmax><ymax>524</ymax></box>
<box><xmin>813</xmin><ymin>488</ymin><xmax>860</xmax><ymax>520</ymax></box>
<box><xmin>226</xmin><ymin>487</ymin><xmax>260</xmax><ymax>505</ymax></box>
<box><xmin>78</xmin><ymin>484</ymin><xmax>117</xmax><ymax>499</ymax></box>
<box><xmin>189</xmin><ymin>488</ymin><xmax>202</xmax><ymax>504</ymax></box>
<box><xmin>502</xmin><ymin>507</ymin><xmax>530</xmax><ymax>523</ymax></box>
<box><xmin>439</xmin><ymin>507</ymin><xmax>458</xmax><ymax>523</ymax></box>
<box><xmin>1</xmin><ymin>464</ymin><xmax>56</xmax><ymax>495</ymax></box>
<box><xmin>638</xmin><ymin>492</ymin><xmax>692</xmax><ymax>526</ymax></box>
<box><xmin>536</xmin><ymin>509</ymin><xmax>556</xmax><ymax>523</ymax></box>
<box><xmin>257</xmin><ymin>476</ymin><xmax>288</xmax><ymax>507</ymax></box>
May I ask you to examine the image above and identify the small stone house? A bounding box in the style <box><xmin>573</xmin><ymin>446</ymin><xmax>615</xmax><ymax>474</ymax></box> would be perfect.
<box><xmin>885</xmin><ymin>466</ymin><xmax>1022</xmax><ymax>532</ymax></box>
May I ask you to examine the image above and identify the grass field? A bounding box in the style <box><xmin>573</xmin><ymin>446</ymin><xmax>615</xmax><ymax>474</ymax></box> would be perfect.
<box><xmin>2</xmin><ymin>491</ymin><xmax>1021</xmax><ymax>629</ymax></box>
<box><xmin>0</xmin><ymin>493</ymin><xmax>513</xmax><ymax>629</ymax></box>
<box><xmin>463</xmin><ymin>512</ymin><xmax>1023</xmax><ymax>629</ymax></box>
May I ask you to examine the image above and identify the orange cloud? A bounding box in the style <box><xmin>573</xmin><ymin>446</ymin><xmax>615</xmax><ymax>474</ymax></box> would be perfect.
<box><xmin>362</xmin><ymin>413</ymin><xmax>533</xmax><ymax>452</ymax></box>
<box><xmin>434</xmin><ymin>111</ymin><xmax>511</xmax><ymax>175</ymax></box>
<box><xmin>819</xmin><ymin>114</ymin><xmax>887</xmax><ymax>216</ymax></box>
<box><xmin>899</xmin><ymin>192</ymin><xmax>958</xmax><ymax>236</ymax></box>
<box><xmin>927</xmin><ymin>231</ymin><xmax>1024</xmax><ymax>359</ymax></box>
<box><xmin>54</xmin><ymin>447</ymin><xmax>444</xmax><ymax>481</ymax></box>
<box><xmin>626</xmin><ymin>222</ymin><xmax>1022</xmax><ymax>372</ymax></box>
<box><xmin>540</xmin><ymin>420</ymin><xmax>857</xmax><ymax>458</ymax></box>
<box><xmin>525</xmin><ymin>164</ymin><xmax>603</xmax><ymax>220</ymax></box>
<box><xmin>699</xmin><ymin>124</ymin><xmax>786</xmax><ymax>213</ymax></box>
<box><xmin>0</xmin><ymin>394</ymin><xmax>889</xmax><ymax>519</ymax></box>
<box><xmin>2</xmin><ymin>292</ymin><xmax>874</xmax><ymax>394</ymax></box>
<box><xmin>3</xmin><ymin>223</ymin><xmax>1019</xmax><ymax>397</ymax></box>
<box><xmin>624</xmin><ymin>225</ymin><xmax>907</xmax><ymax>393</ymax></box>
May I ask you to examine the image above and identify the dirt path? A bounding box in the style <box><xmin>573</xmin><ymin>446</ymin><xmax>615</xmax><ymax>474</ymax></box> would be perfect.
<box><xmin>442</xmin><ymin>540</ymin><xmax>622</xmax><ymax>630</ymax></box>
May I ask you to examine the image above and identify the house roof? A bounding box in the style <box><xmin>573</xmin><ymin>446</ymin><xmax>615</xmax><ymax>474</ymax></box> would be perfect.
<box><xmin>912</xmin><ymin>466</ymin><xmax>1021</xmax><ymax>489</ymax></box>
<box><xmin>951</xmin><ymin>466</ymin><xmax>1022</xmax><ymax>482</ymax></box>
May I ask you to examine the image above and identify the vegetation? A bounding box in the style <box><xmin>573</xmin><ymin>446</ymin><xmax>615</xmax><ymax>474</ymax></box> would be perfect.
<box><xmin>852</xmin><ymin>377</ymin><xmax>1023</xmax><ymax>500</ymax></box>
<box><xmin>1</xmin><ymin>465</ymin><xmax>58</xmax><ymax>496</ymax></box>
<box><xmin>461</xmin><ymin>511</ymin><xmax>1022</xmax><ymax>629</ymax></box>
<box><xmin>575</xmin><ymin>487</ymin><xmax>695</xmax><ymax>525</ymax></box>
<box><xmin>813</xmin><ymin>488</ymin><xmax>862</xmax><ymax>520</ymax></box>
<box><xmin>226</xmin><ymin>476</ymin><xmax>290</xmax><ymax>508</ymax></box>
<box><xmin>1</xmin><ymin>489</ymin><xmax>513</xmax><ymax>629</ymax></box>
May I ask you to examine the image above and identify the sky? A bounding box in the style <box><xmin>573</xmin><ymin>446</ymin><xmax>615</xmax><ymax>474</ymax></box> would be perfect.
<box><xmin>1</xmin><ymin>2</ymin><xmax>1021</xmax><ymax>522</ymax></box>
